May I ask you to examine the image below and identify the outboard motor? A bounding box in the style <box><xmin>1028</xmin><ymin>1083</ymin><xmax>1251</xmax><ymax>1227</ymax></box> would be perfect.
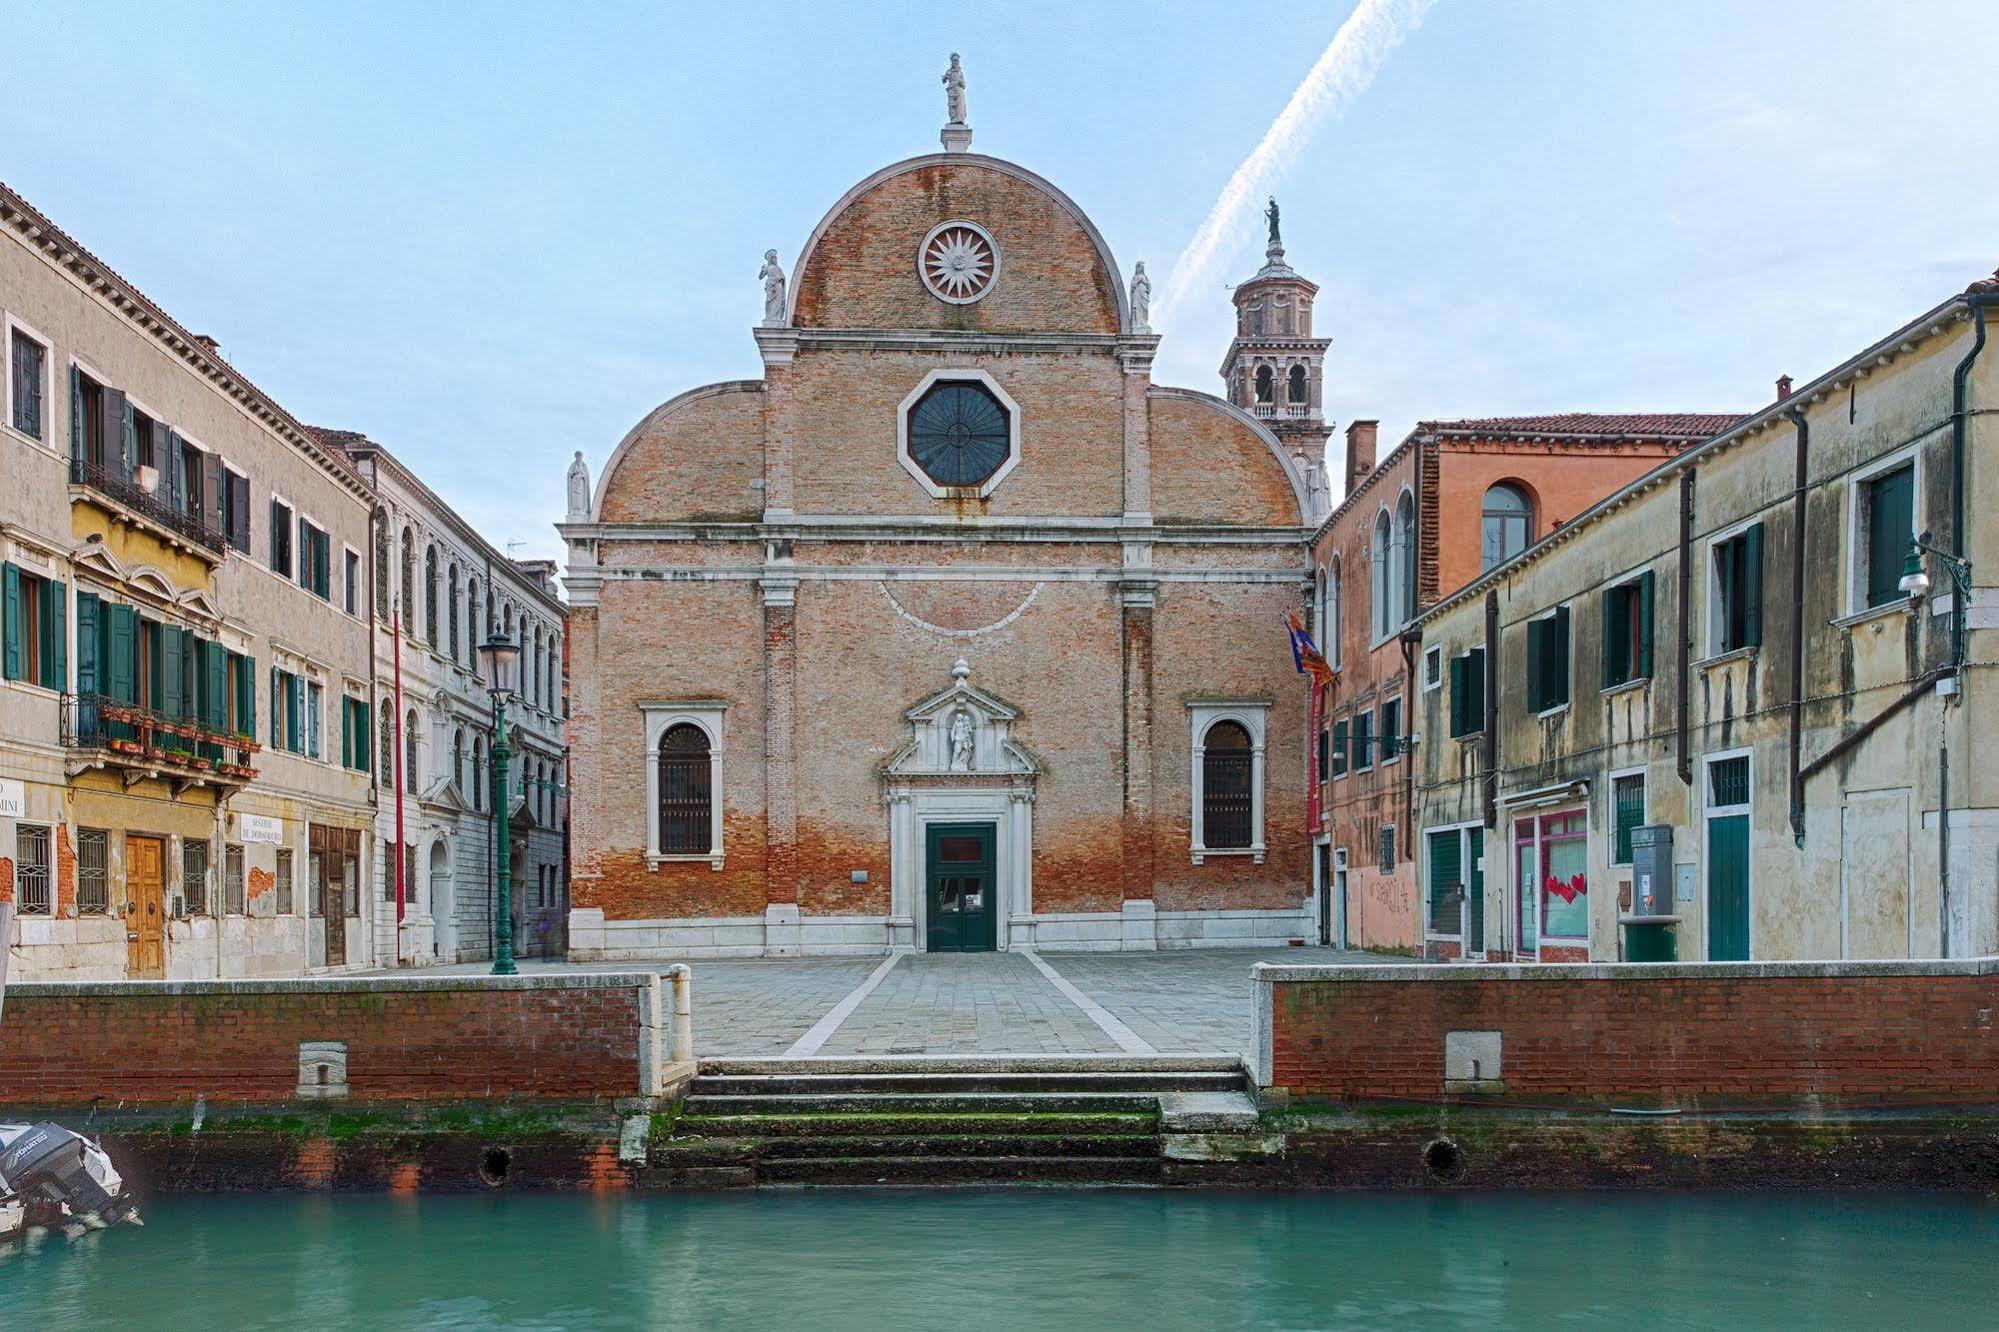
<box><xmin>0</xmin><ymin>1122</ymin><xmax>139</xmax><ymax>1231</ymax></box>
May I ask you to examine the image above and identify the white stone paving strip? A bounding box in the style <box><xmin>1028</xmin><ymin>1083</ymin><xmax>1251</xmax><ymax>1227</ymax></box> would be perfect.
<box><xmin>1019</xmin><ymin>950</ymin><xmax>1156</xmax><ymax>1054</ymax></box>
<box><xmin>784</xmin><ymin>951</ymin><xmax>904</xmax><ymax>1057</ymax></box>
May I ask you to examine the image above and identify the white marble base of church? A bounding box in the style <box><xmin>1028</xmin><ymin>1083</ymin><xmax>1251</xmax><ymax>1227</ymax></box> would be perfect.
<box><xmin>565</xmin><ymin>905</ymin><xmax>1316</xmax><ymax>959</ymax></box>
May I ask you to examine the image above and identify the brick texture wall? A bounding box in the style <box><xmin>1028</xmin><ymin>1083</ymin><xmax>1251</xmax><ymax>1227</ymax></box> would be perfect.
<box><xmin>0</xmin><ymin>975</ymin><xmax>658</xmax><ymax>1105</ymax></box>
<box><xmin>1263</xmin><ymin>963</ymin><xmax>1999</xmax><ymax>1104</ymax></box>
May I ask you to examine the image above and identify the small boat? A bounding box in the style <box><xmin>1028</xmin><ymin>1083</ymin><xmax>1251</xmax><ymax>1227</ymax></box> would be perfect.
<box><xmin>0</xmin><ymin>1122</ymin><xmax>140</xmax><ymax>1240</ymax></box>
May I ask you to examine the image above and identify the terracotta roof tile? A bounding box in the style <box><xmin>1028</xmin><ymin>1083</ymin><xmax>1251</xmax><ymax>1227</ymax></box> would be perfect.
<box><xmin>1422</xmin><ymin>412</ymin><xmax>1743</xmax><ymax>439</ymax></box>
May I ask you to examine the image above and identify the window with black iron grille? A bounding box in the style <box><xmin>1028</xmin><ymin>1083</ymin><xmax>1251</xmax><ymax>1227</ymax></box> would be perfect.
<box><xmin>658</xmin><ymin>723</ymin><xmax>713</xmax><ymax>854</ymax></box>
<box><xmin>1378</xmin><ymin>824</ymin><xmax>1396</xmax><ymax>874</ymax></box>
<box><xmin>1201</xmin><ymin>720</ymin><xmax>1253</xmax><ymax>850</ymax></box>
<box><xmin>77</xmin><ymin>828</ymin><xmax>109</xmax><ymax>914</ymax></box>
<box><xmin>1709</xmin><ymin>756</ymin><xmax>1750</xmax><ymax>808</ymax></box>
<box><xmin>15</xmin><ymin>823</ymin><xmax>50</xmax><ymax>914</ymax></box>
<box><xmin>182</xmin><ymin>838</ymin><xmax>210</xmax><ymax>916</ymax></box>
<box><xmin>1612</xmin><ymin>774</ymin><xmax>1646</xmax><ymax>865</ymax></box>
<box><xmin>224</xmin><ymin>843</ymin><xmax>246</xmax><ymax>915</ymax></box>
<box><xmin>275</xmin><ymin>848</ymin><xmax>294</xmax><ymax>914</ymax></box>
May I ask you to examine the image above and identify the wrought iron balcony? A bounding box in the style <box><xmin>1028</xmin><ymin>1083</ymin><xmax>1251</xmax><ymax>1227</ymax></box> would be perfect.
<box><xmin>67</xmin><ymin>457</ymin><xmax>227</xmax><ymax>556</ymax></box>
<box><xmin>61</xmin><ymin>691</ymin><xmax>258</xmax><ymax>791</ymax></box>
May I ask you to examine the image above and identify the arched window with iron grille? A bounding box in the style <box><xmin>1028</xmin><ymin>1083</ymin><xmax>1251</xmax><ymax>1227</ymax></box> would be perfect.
<box><xmin>657</xmin><ymin>723</ymin><xmax>713</xmax><ymax>854</ymax></box>
<box><xmin>1201</xmin><ymin>720</ymin><xmax>1254</xmax><ymax>850</ymax></box>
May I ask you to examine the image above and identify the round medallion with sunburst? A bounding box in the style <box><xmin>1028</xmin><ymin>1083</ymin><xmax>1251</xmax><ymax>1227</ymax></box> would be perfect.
<box><xmin>919</xmin><ymin>220</ymin><xmax>999</xmax><ymax>305</ymax></box>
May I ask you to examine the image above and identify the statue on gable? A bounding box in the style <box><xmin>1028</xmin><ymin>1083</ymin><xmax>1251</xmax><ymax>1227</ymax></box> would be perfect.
<box><xmin>1129</xmin><ymin>261</ymin><xmax>1152</xmax><ymax>334</ymax></box>
<box><xmin>948</xmin><ymin>709</ymin><xmax>976</xmax><ymax>772</ymax></box>
<box><xmin>565</xmin><ymin>451</ymin><xmax>590</xmax><ymax>521</ymax></box>
<box><xmin>942</xmin><ymin>53</ymin><xmax>968</xmax><ymax>125</ymax></box>
<box><xmin>759</xmin><ymin>250</ymin><xmax>787</xmax><ymax>326</ymax></box>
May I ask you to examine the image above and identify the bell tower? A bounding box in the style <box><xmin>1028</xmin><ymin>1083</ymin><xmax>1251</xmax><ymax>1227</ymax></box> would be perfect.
<box><xmin>1219</xmin><ymin>198</ymin><xmax>1333</xmax><ymax>509</ymax></box>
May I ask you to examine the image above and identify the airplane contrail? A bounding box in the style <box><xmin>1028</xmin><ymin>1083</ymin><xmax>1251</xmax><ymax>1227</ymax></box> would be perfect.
<box><xmin>1154</xmin><ymin>0</ymin><xmax>1438</xmax><ymax>332</ymax></box>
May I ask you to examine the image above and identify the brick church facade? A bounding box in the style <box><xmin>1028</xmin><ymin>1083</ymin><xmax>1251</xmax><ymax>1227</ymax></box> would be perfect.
<box><xmin>559</xmin><ymin>120</ymin><xmax>1338</xmax><ymax>955</ymax></box>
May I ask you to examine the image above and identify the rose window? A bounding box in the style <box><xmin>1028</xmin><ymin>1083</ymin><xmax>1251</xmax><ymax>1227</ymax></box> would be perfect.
<box><xmin>920</xmin><ymin>220</ymin><xmax>999</xmax><ymax>304</ymax></box>
<box><xmin>908</xmin><ymin>380</ymin><xmax>1011</xmax><ymax>488</ymax></box>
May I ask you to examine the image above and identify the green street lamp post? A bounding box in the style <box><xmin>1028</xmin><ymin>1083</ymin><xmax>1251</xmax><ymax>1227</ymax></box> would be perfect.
<box><xmin>477</xmin><ymin>628</ymin><xmax>522</xmax><ymax>976</ymax></box>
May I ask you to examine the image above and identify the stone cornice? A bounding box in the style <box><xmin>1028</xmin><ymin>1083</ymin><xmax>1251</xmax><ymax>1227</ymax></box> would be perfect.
<box><xmin>558</xmin><ymin>517</ymin><xmax>1308</xmax><ymax>546</ymax></box>
<box><xmin>0</xmin><ymin>180</ymin><xmax>374</xmax><ymax>508</ymax></box>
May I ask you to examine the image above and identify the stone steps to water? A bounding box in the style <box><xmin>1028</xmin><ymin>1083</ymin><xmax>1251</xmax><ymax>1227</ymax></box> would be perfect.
<box><xmin>756</xmin><ymin>1155</ymin><xmax>1166</xmax><ymax>1187</ymax></box>
<box><xmin>652</xmin><ymin>1056</ymin><xmax>1273</xmax><ymax>1187</ymax></box>
<box><xmin>683</xmin><ymin>1090</ymin><xmax>1162</xmax><ymax>1116</ymax></box>
<box><xmin>695</xmin><ymin>1070</ymin><xmax>1247</xmax><ymax>1096</ymax></box>
<box><xmin>672</xmin><ymin>1111</ymin><xmax>1158</xmax><ymax>1139</ymax></box>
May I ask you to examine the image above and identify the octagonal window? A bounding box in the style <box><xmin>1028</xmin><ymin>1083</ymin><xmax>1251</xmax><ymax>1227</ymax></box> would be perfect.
<box><xmin>908</xmin><ymin>379</ymin><xmax>1011</xmax><ymax>489</ymax></box>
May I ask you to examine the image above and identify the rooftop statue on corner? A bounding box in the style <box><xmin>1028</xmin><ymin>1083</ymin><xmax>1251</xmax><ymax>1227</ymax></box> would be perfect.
<box><xmin>759</xmin><ymin>250</ymin><xmax>787</xmax><ymax>326</ymax></box>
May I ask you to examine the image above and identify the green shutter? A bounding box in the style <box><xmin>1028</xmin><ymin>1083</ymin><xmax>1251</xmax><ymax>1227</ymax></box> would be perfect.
<box><xmin>1332</xmin><ymin>718</ymin><xmax>1349</xmax><ymax>775</ymax></box>
<box><xmin>1551</xmin><ymin>606</ymin><xmax>1571</xmax><ymax>708</ymax></box>
<box><xmin>1</xmin><ymin>562</ymin><xmax>18</xmax><ymax>681</ymax></box>
<box><xmin>107</xmin><ymin>605</ymin><xmax>138</xmax><ymax>703</ymax></box>
<box><xmin>288</xmin><ymin>675</ymin><xmax>303</xmax><ymax>753</ymax></box>
<box><xmin>68</xmin><ymin>366</ymin><xmax>83</xmax><ymax>462</ymax></box>
<box><xmin>160</xmin><ymin>626</ymin><xmax>183</xmax><ymax>718</ymax></box>
<box><xmin>1601</xmin><ymin>585</ymin><xmax>1619</xmax><ymax>690</ymax></box>
<box><xmin>270</xmin><ymin>665</ymin><xmax>280</xmax><ymax>748</ymax></box>
<box><xmin>207</xmin><ymin>641</ymin><xmax>228</xmax><ymax>730</ymax></box>
<box><xmin>1636</xmin><ymin>571</ymin><xmax>1656</xmax><ymax>680</ymax></box>
<box><xmin>46</xmin><ymin>579</ymin><xmax>65</xmax><ymax>689</ymax></box>
<box><xmin>235</xmin><ymin>654</ymin><xmax>255</xmax><ymax>737</ymax></box>
<box><xmin>119</xmin><ymin>397</ymin><xmax>136</xmax><ymax>482</ymax></box>
<box><xmin>75</xmin><ymin>592</ymin><xmax>98</xmax><ymax>695</ymax></box>
<box><xmin>270</xmin><ymin>499</ymin><xmax>282</xmax><ymax>570</ymax></box>
<box><xmin>1866</xmin><ymin>467</ymin><xmax>1914</xmax><ymax>608</ymax></box>
<box><xmin>1466</xmin><ymin>827</ymin><xmax>1486</xmax><ymax>953</ymax></box>
<box><xmin>1525</xmin><ymin>618</ymin><xmax>1546</xmax><ymax>711</ymax></box>
<box><xmin>1741</xmin><ymin>522</ymin><xmax>1765</xmax><ymax>648</ymax></box>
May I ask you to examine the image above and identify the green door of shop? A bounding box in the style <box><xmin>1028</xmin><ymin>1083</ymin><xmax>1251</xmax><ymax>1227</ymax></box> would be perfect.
<box><xmin>926</xmin><ymin>823</ymin><xmax>996</xmax><ymax>952</ymax></box>
<box><xmin>1706</xmin><ymin>755</ymin><xmax>1752</xmax><ymax>961</ymax></box>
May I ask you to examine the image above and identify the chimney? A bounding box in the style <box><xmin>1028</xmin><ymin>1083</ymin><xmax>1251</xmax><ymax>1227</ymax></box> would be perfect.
<box><xmin>1775</xmin><ymin>374</ymin><xmax>1793</xmax><ymax>401</ymax></box>
<box><xmin>1344</xmin><ymin>420</ymin><xmax>1379</xmax><ymax>495</ymax></box>
<box><xmin>194</xmin><ymin>333</ymin><xmax>221</xmax><ymax>358</ymax></box>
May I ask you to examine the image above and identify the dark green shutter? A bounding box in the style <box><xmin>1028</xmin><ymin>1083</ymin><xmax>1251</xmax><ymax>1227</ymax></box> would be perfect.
<box><xmin>1526</xmin><ymin>618</ymin><xmax>1547</xmax><ymax>711</ymax></box>
<box><xmin>1466</xmin><ymin>827</ymin><xmax>1485</xmax><ymax>953</ymax></box>
<box><xmin>168</xmin><ymin>430</ymin><xmax>187</xmax><ymax>514</ymax></box>
<box><xmin>1551</xmin><ymin>607</ymin><xmax>1571</xmax><ymax>708</ymax></box>
<box><xmin>2</xmin><ymin>562</ymin><xmax>18</xmax><ymax>681</ymax></box>
<box><xmin>1600</xmin><ymin>586</ymin><xmax>1619</xmax><ymax>690</ymax></box>
<box><xmin>75</xmin><ymin>593</ymin><xmax>97</xmax><ymax>694</ymax></box>
<box><xmin>47</xmin><ymin>580</ymin><xmax>65</xmax><ymax>690</ymax></box>
<box><xmin>160</xmin><ymin>625</ymin><xmax>184</xmax><ymax>718</ymax></box>
<box><xmin>1636</xmin><ymin>571</ymin><xmax>1656</xmax><ymax>680</ymax></box>
<box><xmin>106</xmin><ymin>604</ymin><xmax>138</xmax><ymax>703</ymax></box>
<box><xmin>288</xmin><ymin>674</ymin><xmax>303</xmax><ymax>752</ymax></box>
<box><xmin>270</xmin><ymin>665</ymin><xmax>280</xmax><ymax>748</ymax></box>
<box><xmin>1741</xmin><ymin>522</ymin><xmax>1765</xmax><ymax>648</ymax></box>
<box><xmin>1866</xmin><ymin>467</ymin><xmax>1914</xmax><ymax>607</ymax></box>
<box><xmin>234</xmin><ymin>654</ymin><xmax>255</xmax><ymax>737</ymax></box>
<box><xmin>1332</xmin><ymin>718</ymin><xmax>1348</xmax><ymax>775</ymax></box>
<box><xmin>117</xmin><ymin>393</ymin><xmax>136</xmax><ymax>482</ymax></box>
<box><xmin>69</xmin><ymin>366</ymin><xmax>83</xmax><ymax>462</ymax></box>
<box><xmin>207</xmin><ymin>641</ymin><xmax>228</xmax><ymax>730</ymax></box>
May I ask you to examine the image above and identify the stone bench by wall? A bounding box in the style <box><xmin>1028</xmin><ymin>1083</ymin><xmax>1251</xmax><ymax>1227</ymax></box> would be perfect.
<box><xmin>1254</xmin><ymin>958</ymin><xmax>1999</xmax><ymax>1107</ymax></box>
<box><xmin>0</xmin><ymin>972</ymin><xmax>669</xmax><ymax>1107</ymax></box>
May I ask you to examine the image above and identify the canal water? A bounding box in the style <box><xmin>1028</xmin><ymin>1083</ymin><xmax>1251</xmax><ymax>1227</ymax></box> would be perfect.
<box><xmin>3</xmin><ymin>1191</ymin><xmax>1992</xmax><ymax>1329</ymax></box>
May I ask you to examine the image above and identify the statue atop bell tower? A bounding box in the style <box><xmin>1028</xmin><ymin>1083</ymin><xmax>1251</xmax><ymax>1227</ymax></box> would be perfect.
<box><xmin>1219</xmin><ymin>199</ymin><xmax>1333</xmax><ymax>517</ymax></box>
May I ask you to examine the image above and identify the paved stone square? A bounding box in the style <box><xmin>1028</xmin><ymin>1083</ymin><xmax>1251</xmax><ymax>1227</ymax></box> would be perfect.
<box><xmin>380</xmin><ymin>946</ymin><xmax>1385</xmax><ymax>1056</ymax></box>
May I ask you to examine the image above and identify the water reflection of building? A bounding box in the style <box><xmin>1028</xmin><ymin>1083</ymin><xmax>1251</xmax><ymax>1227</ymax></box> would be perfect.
<box><xmin>0</xmin><ymin>180</ymin><xmax>374</xmax><ymax>978</ymax></box>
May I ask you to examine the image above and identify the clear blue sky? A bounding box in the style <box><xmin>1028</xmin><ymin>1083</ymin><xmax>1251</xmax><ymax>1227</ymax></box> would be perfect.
<box><xmin>9</xmin><ymin>2</ymin><xmax>1996</xmax><ymax>563</ymax></box>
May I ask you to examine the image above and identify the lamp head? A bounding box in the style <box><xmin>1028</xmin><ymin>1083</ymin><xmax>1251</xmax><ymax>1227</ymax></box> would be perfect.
<box><xmin>1898</xmin><ymin>541</ymin><xmax>1931</xmax><ymax>601</ymax></box>
<box><xmin>477</xmin><ymin>629</ymin><xmax>521</xmax><ymax>697</ymax></box>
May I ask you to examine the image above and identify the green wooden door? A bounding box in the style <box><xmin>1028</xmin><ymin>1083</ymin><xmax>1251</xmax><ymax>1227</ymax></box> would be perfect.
<box><xmin>1466</xmin><ymin>827</ymin><xmax>1485</xmax><ymax>955</ymax></box>
<box><xmin>1707</xmin><ymin>814</ymin><xmax>1750</xmax><ymax>960</ymax></box>
<box><xmin>926</xmin><ymin>823</ymin><xmax>996</xmax><ymax>953</ymax></box>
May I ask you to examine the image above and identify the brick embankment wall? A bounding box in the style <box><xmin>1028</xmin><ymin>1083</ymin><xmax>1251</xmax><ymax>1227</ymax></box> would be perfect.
<box><xmin>1255</xmin><ymin>959</ymin><xmax>1999</xmax><ymax>1106</ymax></box>
<box><xmin>0</xmin><ymin>973</ymin><xmax>664</xmax><ymax>1107</ymax></box>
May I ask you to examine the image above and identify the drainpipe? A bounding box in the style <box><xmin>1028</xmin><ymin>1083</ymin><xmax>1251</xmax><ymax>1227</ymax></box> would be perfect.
<box><xmin>1676</xmin><ymin>470</ymin><xmax>1696</xmax><ymax>786</ymax></box>
<box><xmin>1786</xmin><ymin>404</ymin><xmax>1809</xmax><ymax>846</ymax></box>
<box><xmin>1398</xmin><ymin>626</ymin><xmax>1421</xmax><ymax>861</ymax></box>
<box><xmin>1482</xmin><ymin>590</ymin><xmax>1498</xmax><ymax>830</ymax></box>
<box><xmin>1939</xmin><ymin>298</ymin><xmax>1991</xmax><ymax>955</ymax></box>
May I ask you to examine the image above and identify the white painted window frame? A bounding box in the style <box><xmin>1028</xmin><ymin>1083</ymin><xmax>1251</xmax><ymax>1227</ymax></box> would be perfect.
<box><xmin>1703</xmin><ymin>513</ymin><xmax>1764</xmax><ymax>659</ymax></box>
<box><xmin>1423</xmin><ymin>645</ymin><xmax>1443</xmax><ymax>692</ymax></box>
<box><xmin>1843</xmin><ymin>442</ymin><xmax>1922</xmax><ymax>619</ymax></box>
<box><xmin>642</xmin><ymin>701</ymin><xmax>726</xmax><ymax>870</ymax></box>
<box><xmin>4</xmin><ymin>313</ymin><xmax>54</xmax><ymax>452</ymax></box>
<box><xmin>342</xmin><ymin>541</ymin><xmax>363</xmax><ymax>618</ymax></box>
<box><xmin>1189</xmin><ymin>701</ymin><xmax>1267</xmax><ymax>864</ymax></box>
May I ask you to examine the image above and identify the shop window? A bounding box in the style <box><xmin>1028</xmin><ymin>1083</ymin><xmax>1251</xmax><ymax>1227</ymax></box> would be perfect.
<box><xmin>1514</xmin><ymin>809</ymin><xmax>1588</xmax><ymax>952</ymax></box>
